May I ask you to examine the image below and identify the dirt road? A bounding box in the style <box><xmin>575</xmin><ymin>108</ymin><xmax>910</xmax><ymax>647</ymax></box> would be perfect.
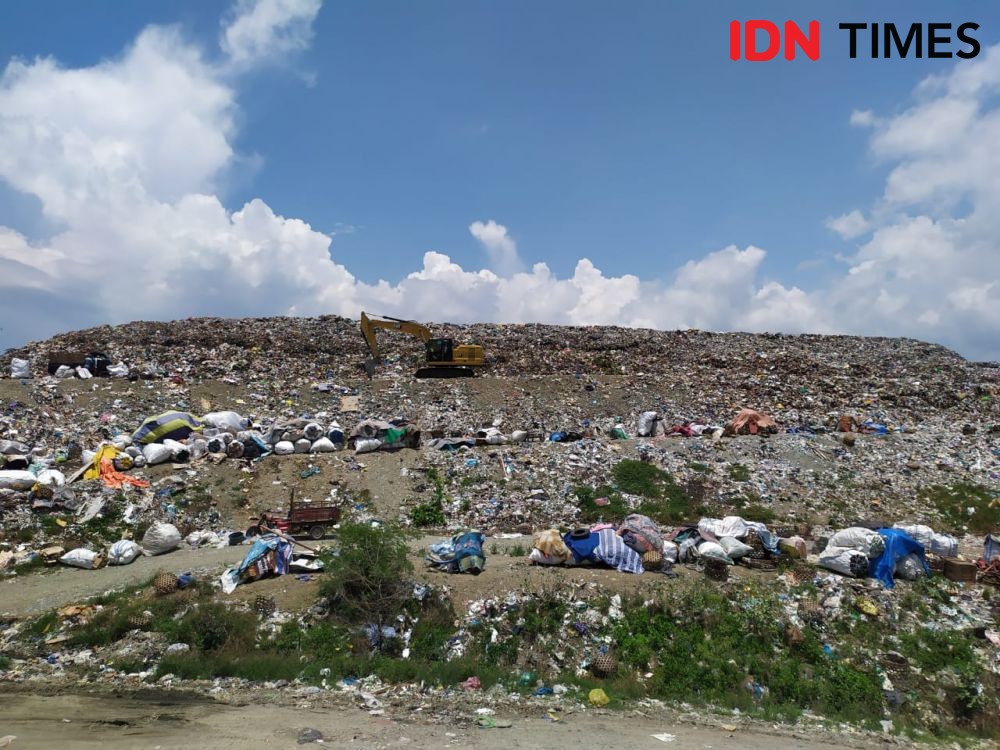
<box><xmin>0</xmin><ymin>692</ymin><xmax>887</xmax><ymax>750</ymax></box>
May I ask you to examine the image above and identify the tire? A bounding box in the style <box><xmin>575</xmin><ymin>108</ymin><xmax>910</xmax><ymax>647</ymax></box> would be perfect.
<box><xmin>308</xmin><ymin>525</ymin><xmax>325</xmax><ymax>540</ymax></box>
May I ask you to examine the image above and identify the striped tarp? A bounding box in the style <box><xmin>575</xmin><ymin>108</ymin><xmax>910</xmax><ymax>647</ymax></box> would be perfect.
<box><xmin>132</xmin><ymin>411</ymin><xmax>203</xmax><ymax>445</ymax></box>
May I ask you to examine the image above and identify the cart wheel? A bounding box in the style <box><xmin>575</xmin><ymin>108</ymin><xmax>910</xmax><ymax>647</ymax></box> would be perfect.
<box><xmin>308</xmin><ymin>525</ymin><xmax>325</xmax><ymax>540</ymax></box>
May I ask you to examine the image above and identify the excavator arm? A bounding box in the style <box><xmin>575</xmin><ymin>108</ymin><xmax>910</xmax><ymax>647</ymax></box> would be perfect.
<box><xmin>360</xmin><ymin>311</ymin><xmax>432</xmax><ymax>361</ymax></box>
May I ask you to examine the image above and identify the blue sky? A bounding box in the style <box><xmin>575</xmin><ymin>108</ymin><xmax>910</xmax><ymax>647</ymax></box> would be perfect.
<box><xmin>1</xmin><ymin>1</ymin><xmax>999</xmax><ymax>359</ymax></box>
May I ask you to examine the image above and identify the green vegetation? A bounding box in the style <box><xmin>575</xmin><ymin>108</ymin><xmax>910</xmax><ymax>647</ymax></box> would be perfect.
<box><xmin>573</xmin><ymin>461</ymin><xmax>698</xmax><ymax>524</ymax></box>
<box><xmin>0</xmin><ymin>655</ymin><xmax>11</xmax><ymax>670</ymax></box>
<box><xmin>728</xmin><ymin>463</ymin><xmax>751</xmax><ymax>482</ymax></box>
<box><xmin>319</xmin><ymin>522</ymin><xmax>413</xmax><ymax>627</ymax></box>
<box><xmin>411</xmin><ymin>469</ymin><xmax>448</xmax><ymax>526</ymax></box>
<box><xmin>409</xmin><ymin>498</ymin><xmax>445</xmax><ymax>526</ymax></box>
<box><xmin>509</xmin><ymin>543</ymin><xmax>527</xmax><ymax>557</ymax></box>
<box><xmin>687</xmin><ymin>462</ymin><xmax>712</xmax><ymax>474</ymax></box>
<box><xmin>921</xmin><ymin>483</ymin><xmax>999</xmax><ymax>534</ymax></box>
<box><xmin>612</xmin><ymin>584</ymin><xmax>884</xmax><ymax>724</ymax></box>
<box><xmin>741</xmin><ymin>504</ymin><xmax>777</xmax><ymax>524</ymax></box>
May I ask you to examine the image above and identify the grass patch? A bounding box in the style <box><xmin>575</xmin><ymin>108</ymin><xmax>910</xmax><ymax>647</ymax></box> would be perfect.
<box><xmin>687</xmin><ymin>462</ymin><xmax>712</xmax><ymax>474</ymax></box>
<box><xmin>10</xmin><ymin>555</ymin><xmax>45</xmax><ymax>576</ymax></box>
<box><xmin>0</xmin><ymin>655</ymin><xmax>11</xmax><ymax>670</ymax></box>
<box><xmin>410</xmin><ymin>498</ymin><xmax>445</xmax><ymax>526</ymax></box>
<box><xmin>741</xmin><ymin>504</ymin><xmax>777</xmax><ymax>524</ymax></box>
<box><xmin>573</xmin><ymin>485</ymin><xmax>629</xmax><ymax>523</ymax></box>
<box><xmin>728</xmin><ymin>464</ymin><xmax>751</xmax><ymax>482</ymax></box>
<box><xmin>922</xmin><ymin>483</ymin><xmax>999</xmax><ymax>534</ymax></box>
<box><xmin>509</xmin><ymin>543</ymin><xmax>527</xmax><ymax>557</ymax></box>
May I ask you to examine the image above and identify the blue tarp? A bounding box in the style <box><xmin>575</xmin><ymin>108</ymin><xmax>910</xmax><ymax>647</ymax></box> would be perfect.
<box><xmin>870</xmin><ymin>528</ymin><xmax>927</xmax><ymax>588</ymax></box>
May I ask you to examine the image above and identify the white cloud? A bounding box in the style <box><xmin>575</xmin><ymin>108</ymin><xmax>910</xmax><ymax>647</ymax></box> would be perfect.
<box><xmin>825</xmin><ymin>209</ymin><xmax>870</xmax><ymax>240</ymax></box>
<box><xmin>221</xmin><ymin>0</ymin><xmax>322</xmax><ymax>67</ymax></box>
<box><xmin>0</xmin><ymin>5</ymin><xmax>999</xmax><ymax>361</ymax></box>
<box><xmin>469</xmin><ymin>219</ymin><xmax>524</xmax><ymax>276</ymax></box>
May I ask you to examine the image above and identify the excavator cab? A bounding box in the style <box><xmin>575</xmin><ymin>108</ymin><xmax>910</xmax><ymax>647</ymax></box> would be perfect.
<box><xmin>425</xmin><ymin>338</ymin><xmax>454</xmax><ymax>363</ymax></box>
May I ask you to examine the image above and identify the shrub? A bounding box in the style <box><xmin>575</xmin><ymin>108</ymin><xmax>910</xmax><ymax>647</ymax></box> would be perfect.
<box><xmin>319</xmin><ymin>522</ymin><xmax>413</xmax><ymax>627</ymax></box>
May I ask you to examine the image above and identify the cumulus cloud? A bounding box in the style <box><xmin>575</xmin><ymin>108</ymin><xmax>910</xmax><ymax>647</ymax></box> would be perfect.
<box><xmin>469</xmin><ymin>219</ymin><xmax>524</xmax><ymax>276</ymax></box>
<box><xmin>0</xmin><ymin>3</ymin><xmax>998</xmax><ymax>361</ymax></box>
<box><xmin>221</xmin><ymin>0</ymin><xmax>322</xmax><ymax>67</ymax></box>
<box><xmin>825</xmin><ymin>210</ymin><xmax>871</xmax><ymax>240</ymax></box>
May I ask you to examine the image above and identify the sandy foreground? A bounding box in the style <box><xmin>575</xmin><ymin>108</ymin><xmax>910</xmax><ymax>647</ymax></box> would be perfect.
<box><xmin>0</xmin><ymin>690</ymin><xmax>887</xmax><ymax>750</ymax></box>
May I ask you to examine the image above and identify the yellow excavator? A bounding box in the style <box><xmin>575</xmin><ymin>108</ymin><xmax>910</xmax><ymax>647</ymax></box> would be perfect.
<box><xmin>359</xmin><ymin>312</ymin><xmax>486</xmax><ymax>378</ymax></box>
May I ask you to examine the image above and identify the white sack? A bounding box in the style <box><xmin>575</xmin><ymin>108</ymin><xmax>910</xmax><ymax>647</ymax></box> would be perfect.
<box><xmin>719</xmin><ymin>536</ymin><xmax>754</xmax><ymax>559</ymax></box>
<box><xmin>303</xmin><ymin>423</ymin><xmax>323</xmax><ymax>441</ymax></box>
<box><xmin>930</xmin><ymin>533</ymin><xmax>958</xmax><ymax>557</ymax></box>
<box><xmin>661</xmin><ymin>540</ymin><xmax>679</xmax><ymax>563</ymax></box>
<box><xmin>161</xmin><ymin>439</ymin><xmax>190</xmax><ymax>462</ymax></box>
<box><xmin>829</xmin><ymin>527</ymin><xmax>884</xmax><ymax>558</ymax></box>
<box><xmin>35</xmin><ymin>469</ymin><xmax>66</xmax><ymax>487</ymax></box>
<box><xmin>895</xmin><ymin>552</ymin><xmax>925</xmax><ymax>581</ymax></box>
<box><xmin>107</xmin><ymin>363</ymin><xmax>129</xmax><ymax>378</ymax></box>
<box><xmin>510</xmin><ymin>430</ymin><xmax>528</xmax><ymax>443</ymax></box>
<box><xmin>310</xmin><ymin>437</ymin><xmax>336</xmax><ymax>453</ymax></box>
<box><xmin>0</xmin><ymin>470</ymin><xmax>36</xmax><ymax>490</ymax></box>
<box><xmin>75</xmin><ymin>366</ymin><xmax>92</xmax><ymax>379</ymax></box>
<box><xmin>530</xmin><ymin>548</ymin><xmax>565</xmax><ymax>566</ymax></box>
<box><xmin>699</xmin><ymin>516</ymin><xmax>751</xmax><ymax>540</ymax></box>
<box><xmin>54</xmin><ymin>365</ymin><xmax>74</xmax><ymax>378</ymax></box>
<box><xmin>696</xmin><ymin>541</ymin><xmax>733</xmax><ymax>564</ymax></box>
<box><xmin>637</xmin><ymin>411</ymin><xmax>659</xmax><ymax>437</ymax></box>
<box><xmin>142</xmin><ymin>443</ymin><xmax>172</xmax><ymax>465</ymax></box>
<box><xmin>107</xmin><ymin>540</ymin><xmax>142</xmax><ymax>566</ymax></box>
<box><xmin>818</xmin><ymin>545</ymin><xmax>869</xmax><ymax>577</ymax></box>
<box><xmin>202</xmin><ymin>411</ymin><xmax>249</xmax><ymax>433</ymax></box>
<box><xmin>60</xmin><ymin>548</ymin><xmax>102</xmax><ymax>569</ymax></box>
<box><xmin>355</xmin><ymin>438</ymin><xmax>381</xmax><ymax>454</ymax></box>
<box><xmin>273</xmin><ymin>440</ymin><xmax>294</xmax><ymax>455</ymax></box>
<box><xmin>294</xmin><ymin>438</ymin><xmax>312</xmax><ymax>454</ymax></box>
<box><xmin>142</xmin><ymin>521</ymin><xmax>181</xmax><ymax>556</ymax></box>
<box><xmin>10</xmin><ymin>358</ymin><xmax>30</xmax><ymax>378</ymax></box>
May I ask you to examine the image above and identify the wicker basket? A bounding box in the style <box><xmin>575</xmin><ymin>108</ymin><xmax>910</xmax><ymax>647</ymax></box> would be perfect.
<box><xmin>705</xmin><ymin>557</ymin><xmax>729</xmax><ymax>581</ymax></box>
<box><xmin>592</xmin><ymin>652</ymin><xmax>617</xmax><ymax>677</ymax></box>
<box><xmin>744</xmin><ymin>530</ymin><xmax>767</xmax><ymax>560</ymax></box>
<box><xmin>741</xmin><ymin>556</ymin><xmax>778</xmax><ymax>571</ymax></box>
<box><xmin>642</xmin><ymin>549</ymin><xmax>664</xmax><ymax>570</ymax></box>
<box><xmin>798</xmin><ymin>600</ymin><xmax>824</xmax><ymax>625</ymax></box>
<box><xmin>128</xmin><ymin>612</ymin><xmax>153</xmax><ymax>630</ymax></box>
<box><xmin>153</xmin><ymin>571</ymin><xmax>178</xmax><ymax>594</ymax></box>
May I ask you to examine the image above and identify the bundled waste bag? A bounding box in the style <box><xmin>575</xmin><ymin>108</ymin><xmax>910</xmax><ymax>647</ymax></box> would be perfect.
<box><xmin>10</xmin><ymin>358</ymin><xmax>30</xmax><ymax>378</ymax></box>
<box><xmin>132</xmin><ymin>411</ymin><xmax>203</xmax><ymax>445</ymax></box>
<box><xmin>108</xmin><ymin>539</ymin><xmax>142</xmax><ymax>565</ymax></box>
<box><xmin>142</xmin><ymin>521</ymin><xmax>181</xmax><ymax>556</ymax></box>
<box><xmin>60</xmin><ymin>548</ymin><xmax>105</xmax><ymax>569</ymax></box>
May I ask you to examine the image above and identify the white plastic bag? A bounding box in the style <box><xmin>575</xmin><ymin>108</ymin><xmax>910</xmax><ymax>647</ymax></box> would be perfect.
<box><xmin>54</xmin><ymin>365</ymin><xmax>74</xmax><ymax>378</ymax></box>
<box><xmin>294</xmin><ymin>438</ymin><xmax>312</xmax><ymax>454</ymax></box>
<box><xmin>719</xmin><ymin>536</ymin><xmax>753</xmax><ymax>559</ymax></box>
<box><xmin>107</xmin><ymin>363</ymin><xmax>130</xmax><ymax>378</ymax></box>
<box><xmin>142</xmin><ymin>443</ymin><xmax>172</xmax><ymax>465</ymax></box>
<box><xmin>510</xmin><ymin>430</ymin><xmax>528</xmax><ymax>443</ymax></box>
<box><xmin>930</xmin><ymin>533</ymin><xmax>958</xmax><ymax>557</ymax></box>
<box><xmin>35</xmin><ymin>469</ymin><xmax>66</xmax><ymax>487</ymax></box>
<box><xmin>530</xmin><ymin>548</ymin><xmax>565</xmax><ymax>566</ymax></box>
<box><xmin>310</xmin><ymin>437</ymin><xmax>336</xmax><ymax>453</ymax></box>
<box><xmin>60</xmin><ymin>548</ymin><xmax>103</xmax><ymax>569</ymax></box>
<box><xmin>355</xmin><ymin>438</ymin><xmax>381</xmax><ymax>454</ymax></box>
<box><xmin>661</xmin><ymin>540</ymin><xmax>679</xmax><ymax>564</ymax></box>
<box><xmin>273</xmin><ymin>440</ymin><xmax>294</xmax><ymax>455</ymax></box>
<box><xmin>818</xmin><ymin>545</ymin><xmax>869</xmax><ymax>577</ymax></box>
<box><xmin>696</xmin><ymin>541</ymin><xmax>733</xmax><ymax>564</ymax></box>
<box><xmin>202</xmin><ymin>411</ymin><xmax>249</xmax><ymax>433</ymax></box>
<box><xmin>142</xmin><ymin>521</ymin><xmax>181</xmax><ymax>556</ymax></box>
<box><xmin>829</xmin><ymin>527</ymin><xmax>884</xmax><ymax>558</ymax></box>
<box><xmin>75</xmin><ymin>366</ymin><xmax>93</xmax><ymax>379</ymax></box>
<box><xmin>0</xmin><ymin>470</ymin><xmax>37</xmax><ymax>490</ymax></box>
<box><xmin>10</xmin><ymin>358</ymin><xmax>30</xmax><ymax>378</ymax></box>
<box><xmin>160</xmin><ymin>439</ymin><xmax>189</xmax><ymax>461</ymax></box>
<box><xmin>107</xmin><ymin>539</ymin><xmax>142</xmax><ymax>565</ymax></box>
<box><xmin>700</xmin><ymin>516</ymin><xmax>750</xmax><ymax>540</ymax></box>
<box><xmin>637</xmin><ymin>411</ymin><xmax>659</xmax><ymax>437</ymax></box>
<box><xmin>895</xmin><ymin>552</ymin><xmax>925</xmax><ymax>581</ymax></box>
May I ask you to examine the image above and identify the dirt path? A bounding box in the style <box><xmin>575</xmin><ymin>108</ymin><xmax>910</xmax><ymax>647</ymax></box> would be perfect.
<box><xmin>3</xmin><ymin>532</ymin><xmax>767</xmax><ymax>618</ymax></box>
<box><xmin>0</xmin><ymin>692</ymin><xmax>887</xmax><ymax>750</ymax></box>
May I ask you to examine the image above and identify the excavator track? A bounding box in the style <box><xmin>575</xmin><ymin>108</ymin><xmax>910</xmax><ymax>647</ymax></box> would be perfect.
<box><xmin>415</xmin><ymin>366</ymin><xmax>476</xmax><ymax>379</ymax></box>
